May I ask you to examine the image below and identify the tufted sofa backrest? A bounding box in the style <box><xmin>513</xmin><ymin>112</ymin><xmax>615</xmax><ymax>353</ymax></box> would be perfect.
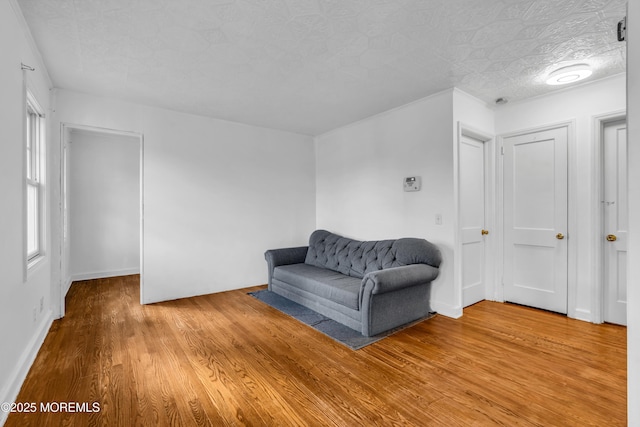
<box><xmin>304</xmin><ymin>230</ymin><xmax>442</xmax><ymax>279</ymax></box>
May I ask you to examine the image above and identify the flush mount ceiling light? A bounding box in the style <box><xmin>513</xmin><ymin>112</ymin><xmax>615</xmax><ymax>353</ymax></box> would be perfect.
<box><xmin>546</xmin><ymin>64</ymin><xmax>592</xmax><ymax>86</ymax></box>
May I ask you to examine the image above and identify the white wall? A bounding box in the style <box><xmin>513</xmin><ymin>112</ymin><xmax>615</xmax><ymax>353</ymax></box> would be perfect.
<box><xmin>495</xmin><ymin>74</ymin><xmax>626</xmax><ymax>322</ymax></box>
<box><xmin>51</xmin><ymin>89</ymin><xmax>316</xmax><ymax>304</ymax></box>
<box><xmin>453</xmin><ymin>89</ymin><xmax>496</xmax><ymax>134</ymax></box>
<box><xmin>68</xmin><ymin>129</ymin><xmax>140</xmax><ymax>281</ymax></box>
<box><xmin>0</xmin><ymin>1</ymin><xmax>53</xmax><ymax>424</ymax></box>
<box><xmin>627</xmin><ymin>1</ymin><xmax>639</xmax><ymax>423</ymax></box>
<box><xmin>315</xmin><ymin>89</ymin><xmax>461</xmax><ymax>317</ymax></box>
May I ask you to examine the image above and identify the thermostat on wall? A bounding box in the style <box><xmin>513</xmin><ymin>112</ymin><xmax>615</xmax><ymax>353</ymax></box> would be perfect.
<box><xmin>404</xmin><ymin>176</ymin><xmax>421</xmax><ymax>192</ymax></box>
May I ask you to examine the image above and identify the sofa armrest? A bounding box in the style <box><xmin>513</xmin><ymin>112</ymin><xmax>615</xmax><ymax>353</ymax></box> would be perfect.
<box><xmin>264</xmin><ymin>246</ymin><xmax>308</xmax><ymax>288</ymax></box>
<box><xmin>361</xmin><ymin>264</ymin><xmax>439</xmax><ymax>297</ymax></box>
<box><xmin>359</xmin><ymin>264</ymin><xmax>439</xmax><ymax>336</ymax></box>
<box><xmin>359</xmin><ymin>264</ymin><xmax>438</xmax><ymax>336</ymax></box>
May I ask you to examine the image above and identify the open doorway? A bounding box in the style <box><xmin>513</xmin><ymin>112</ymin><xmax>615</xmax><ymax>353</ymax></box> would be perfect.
<box><xmin>59</xmin><ymin>124</ymin><xmax>144</xmax><ymax>317</ymax></box>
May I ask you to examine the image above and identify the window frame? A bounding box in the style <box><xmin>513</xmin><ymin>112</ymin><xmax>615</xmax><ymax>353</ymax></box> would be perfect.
<box><xmin>25</xmin><ymin>89</ymin><xmax>46</xmax><ymax>272</ymax></box>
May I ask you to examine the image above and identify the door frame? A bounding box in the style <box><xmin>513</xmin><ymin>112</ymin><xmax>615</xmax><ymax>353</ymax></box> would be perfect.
<box><xmin>455</xmin><ymin>122</ymin><xmax>496</xmax><ymax>309</ymax></box>
<box><xmin>592</xmin><ymin>110</ymin><xmax>626</xmax><ymax>324</ymax></box>
<box><xmin>496</xmin><ymin>120</ymin><xmax>577</xmax><ymax>315</ymax></box>
<box><xmin>57</xmin><ymin>123</ymin><xmax>145</xmax><ymax>318</ymax></box>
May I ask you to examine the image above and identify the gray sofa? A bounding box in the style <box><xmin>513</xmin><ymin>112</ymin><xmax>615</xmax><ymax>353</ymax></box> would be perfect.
<box><xmin>264</xmin><ymin>230</ymin><xmax>442</xmax><ymax>337</ymax></box>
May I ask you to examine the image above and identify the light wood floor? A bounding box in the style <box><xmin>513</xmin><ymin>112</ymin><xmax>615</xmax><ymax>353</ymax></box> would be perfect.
<box><xmin>7</xmin><ymin>275</ymin><xmax>626</xmax><ymax>426</ymax></box>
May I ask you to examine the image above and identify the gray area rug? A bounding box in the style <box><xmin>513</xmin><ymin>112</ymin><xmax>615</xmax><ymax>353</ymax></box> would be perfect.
<box><xmin>249</xmin><ymin>289</ymin><xmax>435</xmax><ymax>350</ymax></box>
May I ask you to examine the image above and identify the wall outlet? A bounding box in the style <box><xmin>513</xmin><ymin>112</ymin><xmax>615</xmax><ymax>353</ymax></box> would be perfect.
<box><xmin>40</xmin><ymin>296</ymin><xmax>44</xmax><ymax>313</ymax></box>
<box><xmin>435</xmin><ymin>213</ymin><xmax>442</xmax><ymax>225</ymax></box>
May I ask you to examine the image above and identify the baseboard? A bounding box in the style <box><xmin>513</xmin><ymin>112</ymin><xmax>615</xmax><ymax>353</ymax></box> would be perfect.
<box><xmin>0</xmin><ymin>309</ymin><xmax>53</xmax><ymax>426</ymax></box>
<box><xmin>63</xmin><ymin>276</ymin><xmax>73</xmax><ymax>296</ymax></box>
<box><xmin>431</xmin><ymin>300</ymin><xmax>463</xmax><ymax>319</ymax></box>
<box><xmin>71</xmin><ymin>268</ymin><xmax>140</xmax><ymax>283</ymax></box>
<box><xmin>572</xmin><ymin>308</ymin><xmax>592</xmax><ymax>323</ymax></box>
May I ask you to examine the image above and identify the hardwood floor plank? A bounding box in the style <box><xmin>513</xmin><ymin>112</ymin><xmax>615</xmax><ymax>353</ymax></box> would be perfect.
<box><xmin>6</xmin><ymin>276</ymin><xmax>626</xmax><ymax>426</ymax></box>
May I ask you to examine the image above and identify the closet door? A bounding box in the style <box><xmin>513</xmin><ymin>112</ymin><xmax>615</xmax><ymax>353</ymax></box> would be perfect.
<box><xmin>460</xmin><ymin>134</ymin><xmax>488</xmax><ymax>307</ymax></box>
<box><xmin>503</xmin><ymin>126</ymin><xmax>568</xmax><ymax>314</ymax></box>
<box><xmin>603</xmin><ymin>120</ymin><xmax>627</xmax><ymax>325</ymax></box>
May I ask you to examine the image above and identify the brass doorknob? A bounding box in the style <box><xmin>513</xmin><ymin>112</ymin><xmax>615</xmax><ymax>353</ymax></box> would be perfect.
<box><xmin>481</xmin><ymin>229</ymin><xmax>489</xmax><ymax>235</ymax></box>
<box><xmin>556</xmin><ymin>233</ymin><xmax>565</xmax><ymax>240</ymax></box>
<box><xmin>606</xmin><ymin>234</ymin><xmax>617</xmax><ymax>242</ymax></box>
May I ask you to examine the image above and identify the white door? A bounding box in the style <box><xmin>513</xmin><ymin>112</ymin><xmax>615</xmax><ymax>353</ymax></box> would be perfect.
<box><xmin>460</xmin><ymin>134</ymin><xmax>488</xmax><ymax>307</ymax></box>
<box><xmin>503</xmin><ymin>126</ymin><xmax>568</xmax><ymax>314</ymax></box>
<box><xmin>603</xmin><ymin>120</ymin><xmax>627</xmax><ymax>325</ymax></box>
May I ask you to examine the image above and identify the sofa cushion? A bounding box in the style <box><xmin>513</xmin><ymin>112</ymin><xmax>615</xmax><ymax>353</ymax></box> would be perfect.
<box><xmin>304</xmin><ymin>229</ymin><xmax>442</xmax><ymax>279</ymax></box>
<box><xmin>273</xmin><ymin>263</ymin><xmax>361</xmax><ymax>310</ymax></box>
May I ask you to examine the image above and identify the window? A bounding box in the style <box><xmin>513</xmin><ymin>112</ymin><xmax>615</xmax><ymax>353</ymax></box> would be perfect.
<box><xmin>25</xmin><ymin>91</ymin><xmax>45</xmax><ymax>267</ymax></box>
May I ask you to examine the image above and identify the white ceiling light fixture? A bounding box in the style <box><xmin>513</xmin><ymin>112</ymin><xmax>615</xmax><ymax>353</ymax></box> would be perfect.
<box><xmin>546</xmin><ymin>64</ymin><xmax>593</xmax><ymax>86</ymax></box>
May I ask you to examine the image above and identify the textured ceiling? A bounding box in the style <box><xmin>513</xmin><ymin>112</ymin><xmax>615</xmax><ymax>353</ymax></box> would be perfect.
<box><xmin>17</xmin><ymin>0</ymin><xmax>627</xmax><ymax>135</ymax></box>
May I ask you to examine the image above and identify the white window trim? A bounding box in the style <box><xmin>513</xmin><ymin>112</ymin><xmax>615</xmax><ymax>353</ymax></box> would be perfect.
<box><xmin>24</xmin><ymin>89</ymin><xmax>46</xmax><ymax>276</ymax></box>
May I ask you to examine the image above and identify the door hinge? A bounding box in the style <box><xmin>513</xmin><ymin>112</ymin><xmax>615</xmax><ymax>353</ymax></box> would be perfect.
<box><xmin>500</xmin><ymin>146</ymin><xmax>504</xmax><ymax>155</ymax></box>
